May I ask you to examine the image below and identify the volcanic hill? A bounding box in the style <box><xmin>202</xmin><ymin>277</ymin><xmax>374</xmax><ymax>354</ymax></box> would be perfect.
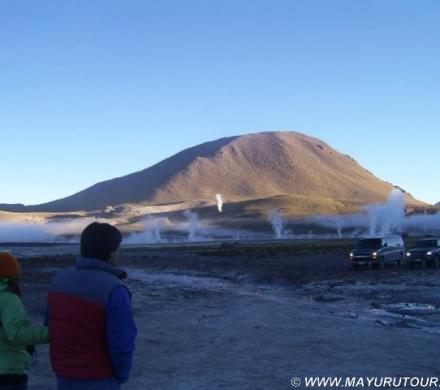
<box><xmin>0</xmin><ymin>131</ymin><xmax>424</xmax><ymax>214</ymax></box>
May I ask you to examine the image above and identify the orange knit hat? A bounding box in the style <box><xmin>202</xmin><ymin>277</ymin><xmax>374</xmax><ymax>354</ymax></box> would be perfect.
<box><xmin>0</xmin><ymin>253</ymin><xmax>21</xmax><ymax>278</ymax></box>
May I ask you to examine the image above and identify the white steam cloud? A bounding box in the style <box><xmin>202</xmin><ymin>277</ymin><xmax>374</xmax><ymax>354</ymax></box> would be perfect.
<box><xmin>184</xmin><ymin>210</ymin><xmax>199</xmax><ymax>241</ymax></box>
<box><xmin>269</xmin><ymin>209</ymin><xmax>285</xmax><ymax>239</ymax></box>
<box><xmin>366</xmin><ymin>188</ymin><xmax>406</xmax><ymax>236</ymax></box>
<box><xmin>0</xmin><ymin>218</ymin><xmax>102</xmax><ymax>243</ymax></box>
<box><xmin>307</xmin><ymin>189</ymin><xmax>440</xmax><ymax>237</ymax></box>
<box><xmin>215</xmin><ymin>194</ymin><xmax>224</xmax><ymax>213</ymax></box>
<box><xmin>125</xmin><ymin>217</ymin><xmax>168</xmax><ymax>244</ymax></box>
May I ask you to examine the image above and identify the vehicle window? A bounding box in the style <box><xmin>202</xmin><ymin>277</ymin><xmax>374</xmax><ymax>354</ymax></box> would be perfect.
<box><xmin>393</xmin><ymin>237</ymin><xmax>402</xmax><ymax>247</ymax></box>
<box><xmin>417</xmin><ymin>240</ymin><xmax>439</xmax><ymax>248</ymax></box>
<box><xmin>356</xmin><ymin>239</ymin><xmax>382</xmax><ymax>249</ymax></box>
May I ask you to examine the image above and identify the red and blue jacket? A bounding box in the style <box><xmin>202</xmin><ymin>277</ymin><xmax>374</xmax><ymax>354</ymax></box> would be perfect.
<box><xmin>48</xmin><ymin>257</ymin><xmax>137</xmax><ymax>383</ymax></box>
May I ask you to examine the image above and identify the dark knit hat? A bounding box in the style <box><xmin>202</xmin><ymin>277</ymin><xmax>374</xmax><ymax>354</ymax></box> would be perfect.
<box><xmin>0</xmin><ymin>253</ymin><xmax>21</xmax><ymax>278</ymax></box>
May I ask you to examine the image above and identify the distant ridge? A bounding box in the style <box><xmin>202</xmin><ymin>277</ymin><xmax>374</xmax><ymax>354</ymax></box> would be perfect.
<box><xmin>0</xmin><ymin>204</ymin><xmax>27</xmax><ymax>213</ymax></box>
<box><xmin>0</xmin><ymin>131</ymin><xmax>423</xmax><ymax>213</ymax></box>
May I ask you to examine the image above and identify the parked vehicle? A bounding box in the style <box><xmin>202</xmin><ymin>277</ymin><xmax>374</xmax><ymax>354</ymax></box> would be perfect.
<box><xmin>349</xmin><ymin>235</ymin><xmax>405</xmax><ymax>269</ymax></box>
<box><xmin>406</xmin><ymin>238</ymin><xmax>440</xmax><ymax>269</ymax></box>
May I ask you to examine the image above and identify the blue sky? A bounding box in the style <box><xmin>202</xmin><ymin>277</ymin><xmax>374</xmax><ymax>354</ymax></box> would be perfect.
<box><xmin>0</xmin><ymin>0</ymin><xmax>439</xmax><ymax>205</ymax></box>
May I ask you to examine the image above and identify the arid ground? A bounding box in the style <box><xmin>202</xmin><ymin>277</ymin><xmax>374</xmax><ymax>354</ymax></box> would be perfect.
<box><xmin>13</xmin><ymin>240</ymin><xmax>440</xmax><ymax>389</ymax></box>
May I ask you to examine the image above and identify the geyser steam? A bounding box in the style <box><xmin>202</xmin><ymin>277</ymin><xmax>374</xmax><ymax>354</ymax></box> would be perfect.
<box><xmin>125</xmin><ymin>217</ymin><xmax>168</xmax><ymax>244</ymax></box>
<box><xmin>307</xmin><ymin>188</ymin><xmax>440</xmax><ymax>237</ymax></box>
<box><xmin>184</xmin><ymin>210</ymin><xmax>199</xmax><ymax>241</ymax></box>
<box><xmin>215</xmin><ymin>194</ymin><xmax>224</xmax><ymax>213</ymax></box>
<box><xmin>0</xmin><ymin>218</ymin><xmax>102</xmax><ymax>243</ymax></box>
<box><xmin>269</xmin><ymin>209</ymin><xmax>285</xmax><ymax>239</ymax></box>
<box><xmin>366</xmin><ymin>188</ymin><xmax>405</xmax><ymax>236</ymax></box>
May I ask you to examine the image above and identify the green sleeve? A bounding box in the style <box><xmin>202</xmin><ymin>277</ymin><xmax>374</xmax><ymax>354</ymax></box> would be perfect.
<box><xmin>1</xmin><ymin>293</ymin><xmax>49</xmax><ymax>346</ymax></box>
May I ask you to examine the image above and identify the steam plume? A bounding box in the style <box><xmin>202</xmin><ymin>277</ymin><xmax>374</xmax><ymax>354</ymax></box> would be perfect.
<box><xmin>184</xmin><ymin>210</ymin><xmax>199</xmax><ymax>241</ymax></box>
<box><xmin>215</xmin><ymin>194</ymin><xmax>224</xmax><ymax>213</ymax></box>
<box><xmin>269</xmin><ymin>209</ymin><xmax>285</xmax><ymax>239</ymax></box>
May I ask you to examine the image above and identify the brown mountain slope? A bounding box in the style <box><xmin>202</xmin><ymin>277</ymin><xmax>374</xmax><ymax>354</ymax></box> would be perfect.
<box><xmin>153</xmin><ymin>131</ymin><xmax>396</xmax><ymax>204</ymax></box>
<box><xmin>2</xmin><ymin>131</ymin><xmax>422</xmax><ymax>212</ymax></box>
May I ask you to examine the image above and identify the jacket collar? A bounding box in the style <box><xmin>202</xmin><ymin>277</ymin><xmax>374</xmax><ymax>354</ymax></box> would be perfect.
<box><xmin>76</xmin><ymin>257</ymin><xmax>127</xmax><ymax>280</ymax></box>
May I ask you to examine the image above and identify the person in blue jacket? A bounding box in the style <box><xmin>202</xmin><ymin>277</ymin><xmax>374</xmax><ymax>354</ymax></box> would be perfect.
<box><xmin>47</xmin><ymin>222</ymin><xmax>137</xmax><ymax>389</ymax></box>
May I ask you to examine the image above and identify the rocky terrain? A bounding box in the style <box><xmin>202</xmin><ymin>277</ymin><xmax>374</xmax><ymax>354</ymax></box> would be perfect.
<box><xmin>15</xmin><ymin>240</ymin><xmax>440</xmax><ymax>389</ymax></box>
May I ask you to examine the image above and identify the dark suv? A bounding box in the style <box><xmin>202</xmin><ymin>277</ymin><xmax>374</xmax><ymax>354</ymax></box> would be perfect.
<box><xmin>349</xmin><ymin>235</ymin><xmax>405</xmax><ymax>269</ymax></box>
<box><xmin>406</xmin><ymin>238</ymin><xmax>440</xmax><ymax>268</ymax></box>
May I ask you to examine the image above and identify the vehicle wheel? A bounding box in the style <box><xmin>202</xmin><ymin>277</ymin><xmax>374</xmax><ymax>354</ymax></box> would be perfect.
<box><xmin>397</xmin><ymin>252</ymin><xmax>404</xmax><ymax>265</ymax></box>
<box><xmin>433</xmin><ymin>257</ymin><xmax>439</xmax><ymax>269</ymax></box>
<box><xmin>421</xmin><ymin>260</ymin><xmax>426</xmax><ymax>269</ymax></box>
<box><xmin>408</xmin><ymin>262</ymin><xmax>414</xmax><ymax>269</ymax></box>
<box><xmin>352</xmin><ymin>264</ymin><xmax>359</xmax><ymax>270</ymax></box>
<box><xmin>379</xmin><ymin>257</ymin><xmax>385</xmax><ymax>269</ymax></box>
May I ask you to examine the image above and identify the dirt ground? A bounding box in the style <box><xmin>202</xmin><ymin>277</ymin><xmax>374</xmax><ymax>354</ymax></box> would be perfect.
<box><xmin>15</xmin><ymin>241</ymin><xmax>440</xmax><ymax>389</ymax></box>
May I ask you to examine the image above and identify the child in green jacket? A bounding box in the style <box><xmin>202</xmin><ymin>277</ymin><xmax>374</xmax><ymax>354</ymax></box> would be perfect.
<box><xmin>0</xmin><ymin>253</ymin><xmax>49</xmax><ymax>390</ymax></box>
